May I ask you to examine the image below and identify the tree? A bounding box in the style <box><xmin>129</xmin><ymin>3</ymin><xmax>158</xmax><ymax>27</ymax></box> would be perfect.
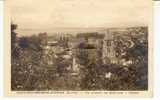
<box><xmin>123</xmin><ymin>37</ymin><xmax>148</xmax><ymax>90</ymax></box>
<box><xmin>115</xmin><ymin>28</ymin><xmax>148</xmax><ymax>90</ymax></box>
<box><xmin>11</xmin><ymin>23</ymin><xmax>18</xmax><ymax>58</ymax></box>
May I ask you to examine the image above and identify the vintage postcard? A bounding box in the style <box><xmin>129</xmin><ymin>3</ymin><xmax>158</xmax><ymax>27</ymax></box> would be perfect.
<box><xmin>4</xmin><ymin>0</ymin><xmax>153</xmax><ymax>97</ymax></box>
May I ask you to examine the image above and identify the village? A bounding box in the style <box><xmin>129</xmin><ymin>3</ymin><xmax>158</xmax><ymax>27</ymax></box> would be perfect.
<box><xmin>11</xmin><ymin>24</ymin><xmax>148</xmax><ymax>90</ymax></box>
<box><xmin>40</xmin><ymin>27</ymin><xmax>147</xmax><ymax>75</ymax></box>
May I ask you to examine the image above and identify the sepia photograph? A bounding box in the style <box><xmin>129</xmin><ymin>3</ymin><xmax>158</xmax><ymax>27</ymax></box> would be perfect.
<box><xmin>4</xmin><ymin>0</ymin><xmax>153</xmax><ymax>97</ymax></box>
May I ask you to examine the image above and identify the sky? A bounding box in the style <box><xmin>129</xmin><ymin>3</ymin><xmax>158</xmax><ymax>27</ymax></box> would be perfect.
<box><xmin>6</xmin><ymin>0</ymin><xmax>152</xmax><ymax>35</ymax></box>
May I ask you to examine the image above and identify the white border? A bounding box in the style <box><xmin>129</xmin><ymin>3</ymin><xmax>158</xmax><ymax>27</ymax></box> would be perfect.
<box><xmin>1</xmin><ymin>0</ymin><xmax>160</xmax><ymax>100</ymax></box>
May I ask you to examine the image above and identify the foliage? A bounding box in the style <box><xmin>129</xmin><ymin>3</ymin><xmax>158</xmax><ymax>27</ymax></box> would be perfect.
<box><xmin>11</xmin><ymin>25</ymin><xmax>148</xmax><ymax>90</ymax></box>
